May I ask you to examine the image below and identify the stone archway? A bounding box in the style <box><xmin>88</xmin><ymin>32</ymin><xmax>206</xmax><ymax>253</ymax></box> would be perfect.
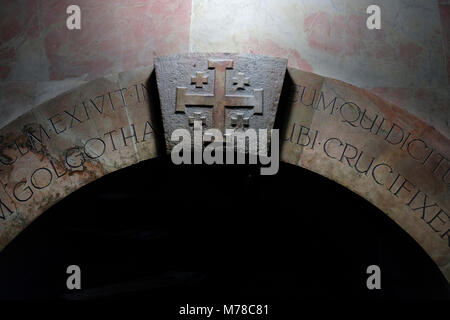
<box><xmin>0</xmin><ymin>54</ymin><xmax>448</xmax><ymax>282</ymax></box>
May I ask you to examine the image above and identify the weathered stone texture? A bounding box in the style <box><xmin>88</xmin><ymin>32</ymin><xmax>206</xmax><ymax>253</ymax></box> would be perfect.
<box><xmin>281</xmin><ymin>67</ymin><xmax>450</xmax><ymax>281</ymax></box>
<box><xmin>0</xmin><ymin>66</ymin><xmax>159</xmax><ymax>249</ymax></box>
<box><xmin>155</xmin><ymin>53</ymin><xmax>287</xmax><ymax>150</ymax></box>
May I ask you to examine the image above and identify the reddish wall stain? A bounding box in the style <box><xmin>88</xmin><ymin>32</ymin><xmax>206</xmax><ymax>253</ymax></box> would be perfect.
<box><xmin>0</xmin><ymin>0</ymin><xmax>192</xmax><ymax>81</ymax></box>
<box><xmin>0</xmin><ymin>48</ymin><xmax>16</xmax><ymax>61</ymax></box>
<box><xmin>0</xmin><ymin>66</ymin><xmax>11</xmax><ymax>80</ymax></box>
<box><xmin>247</xmin><ymin>37</ymin><xmax>313</xmax><ymax>72</ymax></box>
<box><xmin>399</xmin><ymin>42</ymin><xmax>424</xmax><ymax>61</ymax></box>
<box><xmin>0</xmin><ymin>0</ymin><xmax>39</xmax><ymax>43</ymax></box>
<box><xmin>304</xmin><ymin>11</ymin><xmax>367</xmax><ymax>56</ymax></box>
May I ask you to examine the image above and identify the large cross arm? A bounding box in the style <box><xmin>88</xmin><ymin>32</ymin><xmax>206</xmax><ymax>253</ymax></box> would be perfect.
<box><xmin>223</xmin><ymin>88</ymin><xmax>263</xmax><ymax>114</ymax></box>
<box><xmin>175</xmin><ymin>87</ymin><xmax>216</xmax><ymax>113</ymax></box>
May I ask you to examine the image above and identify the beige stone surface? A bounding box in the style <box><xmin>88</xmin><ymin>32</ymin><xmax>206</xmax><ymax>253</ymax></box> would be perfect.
<box><xmin>0</xmin><ymin>66</ymin><xmax>160</xmax><ymax>249</ymax></box>
<box><xmin>0</xmin><ymin>62</ymin><xmax>448</xmax><ymax>283</ymax></box>
<box><xmin>154</xmin><ymin>53</ymin><xmax>287</xmax><ymax>150</ymax></box>
<box><xmin>281</xmin><ymin>67</ymin><xmax>450</xmax><ymax>281</ymax></box>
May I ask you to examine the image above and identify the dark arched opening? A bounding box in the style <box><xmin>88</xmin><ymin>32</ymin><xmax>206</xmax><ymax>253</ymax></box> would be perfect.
<box><xmin>0</xmin><ymin>157</ymin><xmax>448</xmax><ymax>300</ymax></box>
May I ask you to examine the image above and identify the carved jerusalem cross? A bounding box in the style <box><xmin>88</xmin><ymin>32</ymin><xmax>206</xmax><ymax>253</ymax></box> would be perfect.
<box><xmin>175</xmin><ymin>59</ymin><xmax>263</xmax><ymax>132</ymax></box>
<box><xmin>155</xmin><ymin>53</ymin><xmax>287</xmax><ymax>151</ymax></box>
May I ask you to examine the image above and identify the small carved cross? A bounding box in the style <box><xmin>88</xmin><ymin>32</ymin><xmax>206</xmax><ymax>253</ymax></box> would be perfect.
<box><xmin>191</xmin><ymin>71</ymin><xmax>208</xmax><ymax>88</ymax></box>
<box><xmin>188</xmin><ymin>112</ymin><xmax>207</xmax><ymax>126</ymax></box>
<box><xmin>233</xmin><ymin>72</ymin><xmax>250</xmax><ymax>89</ymax></box>
<box><xmin>231</xmin><ymin>113</ymin><xmax>250</xmax><ymax>130</ymax></box>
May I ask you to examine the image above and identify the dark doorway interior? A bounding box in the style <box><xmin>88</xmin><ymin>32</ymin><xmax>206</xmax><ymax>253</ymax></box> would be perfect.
<box><xmin>0</xmin><ymin>157</ymin><xmax>448</xmax><ymax>302</ymax></box>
